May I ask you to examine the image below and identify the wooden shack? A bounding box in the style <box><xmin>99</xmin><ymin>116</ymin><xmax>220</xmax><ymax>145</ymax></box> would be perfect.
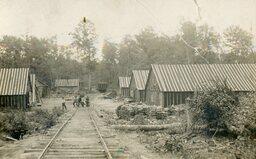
<box><xmin>97</xmin><ymin>82</ymin><xmax>108</xmax><ymax>93</ymax></box>
<box><xmin>145</xmin><ymin>64</ymin><xmax>256</xmax><ymax>107</ymax></box>
<box><xmin>0</xmin><ymin>68</ymin><xmax>35</xmax><ymax>108</ymax></box>
<box><xmin>36</xmin><ymin>79</ymin><xmax>49</xmax><ymax>98</ymax></box>
<box><xmin>118</xmin><ymin>77</ymin><xmax>131</xmax><ymax>98</ymax></box>
<box><xmin>130</xmin><ymin>70</ymin><xmax>149</xmax><ymax>102</ymax></box>
<box><xmin>55</xmin><ymin>79</ymin><xmax>79</xmax><ymax>94</ymax></box>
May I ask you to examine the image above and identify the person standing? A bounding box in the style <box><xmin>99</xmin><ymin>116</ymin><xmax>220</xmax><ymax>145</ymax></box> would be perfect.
<box><xmin>85</xmin><ymin>96</ymin><xmax>90</xmax><ymax>107</ymax></box>
<box><xmin>78</xmin><ymin>95</ymin><xmax>82</xmax><ymax>107</ymax></box>
<box><xmin>62</xmin><ymin>97</ymin><xmax>67</xmax><ymax>110</ymax></box>
<box><xmin>73</xmin><ymin>95</ymin><xmax>78</xmax><ymax>107</ymax></box>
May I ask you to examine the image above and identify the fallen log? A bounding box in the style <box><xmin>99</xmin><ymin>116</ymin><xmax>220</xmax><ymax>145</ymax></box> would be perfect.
<box><xmin>111</xmin><ymin>123</ymin><xmax>185</xmax><ymax>133</ymax></box>
<box><xmin>2</xmin><ymin>135</ymin><xmax>18</xmax><ymax>141</ymax></box>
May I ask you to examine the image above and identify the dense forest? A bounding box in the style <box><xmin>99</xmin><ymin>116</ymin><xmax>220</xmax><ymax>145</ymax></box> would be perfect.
<box><xmin>99</xmin><ymin>21</ymin><xmax>255</xmax><ymax>88</ymax></box>
<box><xmin>0</xmin><ymin>20</ymin><xmax>255</xmax><ymax>88</ymax></box>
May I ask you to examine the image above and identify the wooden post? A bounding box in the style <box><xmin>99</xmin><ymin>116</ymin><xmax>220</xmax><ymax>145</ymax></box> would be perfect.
<box><xmin>23</xmin><ymin>95</ymin><xmax>26</xmax><ymax>109</ymax></box>
<box><xmin>186</xmin><ymin>107</ymin><xmax>191</xmax><ymax>132</ymax></box>
<box><xmin>32</xmin><ymin>74</ymin><xmax>36</xmax><ymax>103</ymax></box>
<box><xmin>88</xmin><ymin>73</ymin><xmax>91</xmax><ymax>92</ymax></box>
<box><xmin>77</xmin><ymin>79</ymin><xmax>80</xmax><ymax>94</ymax></box>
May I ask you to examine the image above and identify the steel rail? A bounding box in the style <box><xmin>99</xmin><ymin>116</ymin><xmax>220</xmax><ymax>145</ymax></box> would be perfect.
<box><xmin>37</xmin><ymin>109</ymin><xmax>78</xmax><ymax>159</ymax></box>
<box><xmin>89</xmin><ymin>108</ymin><xmax>113</xmax><ymax>159</ymax></box>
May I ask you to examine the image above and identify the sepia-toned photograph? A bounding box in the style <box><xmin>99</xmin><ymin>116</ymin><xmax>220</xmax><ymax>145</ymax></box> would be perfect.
<box><xmin>0</xmin><ymin>0</ymin><xmax>255</xmax><ymax>158</ymax></box>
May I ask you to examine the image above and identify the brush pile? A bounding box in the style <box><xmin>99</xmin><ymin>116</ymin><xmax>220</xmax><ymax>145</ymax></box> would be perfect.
<box><xmin>116</xmin><ymin>104</ymin><xmax>169</xmax><ymax>121</ymax></box>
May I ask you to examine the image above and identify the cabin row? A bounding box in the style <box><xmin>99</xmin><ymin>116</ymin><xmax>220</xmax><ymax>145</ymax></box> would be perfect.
<box><xmin>0</xmin><ymin>68</ymin><xmax>49</xmax><ymax>108</ymax></box>
<box><xmin>0</xmin><ymin>68</ymin><xmax>80</xmax><ymax>109</ymax></box>
<box><xmin>118</xmin><ymin>64</ymin><xmax>256</xmax><ymax>107</ymax></box>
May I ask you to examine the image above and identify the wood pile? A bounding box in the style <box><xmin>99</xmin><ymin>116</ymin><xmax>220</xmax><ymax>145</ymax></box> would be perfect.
<box><xmin>116</xmin><ymin>103</ymin><xmax>168</xmax><ymax>120</ymax></box>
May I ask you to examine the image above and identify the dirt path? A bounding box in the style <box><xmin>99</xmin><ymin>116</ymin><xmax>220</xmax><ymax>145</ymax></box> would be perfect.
<box><xmin>91</xmin><ymin>94</ymin><xmax>172</xmax><ymax>159</ymax></box>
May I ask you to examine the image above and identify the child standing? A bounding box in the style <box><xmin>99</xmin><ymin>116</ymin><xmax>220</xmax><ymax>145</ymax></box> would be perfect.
<box><xmin>62</xmin><ymin>97</ymin><xmax>67</xmax><ymax>110</ymax></box>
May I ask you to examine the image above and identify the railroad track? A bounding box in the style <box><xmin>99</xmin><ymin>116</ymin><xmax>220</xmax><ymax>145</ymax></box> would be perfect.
<box><xmin>23</xmin><ymin>107</ymin><xmax>129</xmax><ymax>159</ymax></box>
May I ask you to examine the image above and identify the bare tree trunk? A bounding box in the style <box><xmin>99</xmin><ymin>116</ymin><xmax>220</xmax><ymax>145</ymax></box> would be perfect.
<box><xmin>88</xmin><ymin>72</ymin><xmax>91</xmax><ymax>92</ymax></box>
<box><xmin>87</xmin><ymin>53</ymin><xmax>92</xmax><ymax>93</ymax></box>
<box><xmin>111</xmin><ymin>123</ymin><xmax>184</xmax><ymax>132</ymax></box>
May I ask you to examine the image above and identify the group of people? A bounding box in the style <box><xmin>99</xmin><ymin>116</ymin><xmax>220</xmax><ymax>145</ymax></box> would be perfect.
<box><xmin>61</xmin><ymin>95</ymin><xmax>90</xmax><ymax>110</ymax></box>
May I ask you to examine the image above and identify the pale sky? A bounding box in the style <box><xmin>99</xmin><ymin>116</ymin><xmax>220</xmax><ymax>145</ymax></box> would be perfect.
<box><xmin>0</xmin><ymin>0</ymin><xmax>256</xmax><ymax>52</ymax></box>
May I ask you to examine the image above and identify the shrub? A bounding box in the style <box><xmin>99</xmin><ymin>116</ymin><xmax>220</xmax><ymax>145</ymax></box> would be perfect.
<box><xmin>231</xmin><ymin>93</ymin><xmax>256</xmax><ymax>136</ymax></box>
<box><xmin>165</xmin><ymin>136</ymin><xmax>183</xmax><ymax>153</ymax></box>
<box><xmin>28</xmin><ymin>108</ymin><xmax>57</xmax><ymax>131</ymax></box>
<box><xmin>190</xmin><ymin>81</ymin><xmax>239</xmax><ymax>133</ymax></box>
<box><xmin>0</xmin><ymin>109</ymin><xmax>28</xmax><ymax>139</ymax></box>
<box><xmin>0</xmin><ymin>107</ymin><xmax>65</xmax><ymax>139</ymax></box>
<box><xmin>191</xmin><ymin>81</ymin><xmax>256</xmax><ymax>137</ymax></box>
<box><xmin>52</xmin><ymin>106</ymin><xmax>65</xmax><ymax>117</ymax></box>
<box><xmin>0</xmin><ymin>112</ymin><xmax>5</xmax><ymax>133</ymax></box>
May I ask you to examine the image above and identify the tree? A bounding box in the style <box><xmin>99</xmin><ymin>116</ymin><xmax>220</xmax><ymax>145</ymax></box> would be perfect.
<box><xmin>101</xmin><ymin>40</ymin><xmax>118</xmax><ymax>85</ymax></box>
<box><xmin>117</xmin><ymin>35</ymin><xmax>141</xmax><ymax>75</ymax></box>
<box><xmin>71</xmin><ymin>20</ymin><xmax>97</xmax><ymax>91</ymax></box>
<box><xmin>135</xmin><ymin>27</ymin><xmax>161</xmax><ymax>66</ymax></box>
<box><xmin>23</xmin><ymin>36</ymin><xmax>58</xmax><ymax>82</ymax></box>
<box><xmin>0</xmin><ymin>35</ymin><xmax>59</xmax><ymax>84</ymax></box>
<box><xmin>0</xmin><ymin>36</ymin><xmax>25</xmax><ymax>67</ymax></box>
<box><xmin>195</xmin><ymin>24</ymin><xmax>220</xmax><ymax>63</ymax></box>
<box><xmin>179</xmin><ymin>22</ymin><xmax>221</xmax><ymax>64</ymax></box>
<box><xmin>0</xmin><ymin>35</ymin><xmax>86</xmax><ymax>86</ymax></box>
<box><xmin>223</xmin><ymin>25</ymin><xmax>254</xmax><ymax>63</ymax></box>
<box><xmin>116</xmin><ymin>28</ymin><xmax>163</xmax><ymax>74</ymax></box>
<box><xmin>180</xmin><ymin>21</ymin><xmax>198</xmax><ymax>64</ymax></box>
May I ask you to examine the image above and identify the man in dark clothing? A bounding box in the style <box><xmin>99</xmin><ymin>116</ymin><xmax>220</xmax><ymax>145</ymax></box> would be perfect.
<box><xmin>73</xmin><ymin>95</ymin><xmax>78</xmax><ymax>107</ymax></box>
<box><xmin>78</xmin><ymin>96</ymin><xmax>82</xmax><ymax>104</ymax></box>
<box><xmin>85</xmin><ymin>96</ymin><xmax>90</xmax><ymax>107</ymax></box>
<box><xmin>76</xmin><ymin>95</ymin><xmax>82</xmax><ymax>107</ymax></box>
<box><xmin>62</xmin><ymin>97</ymin><xmax>67</xmax><ymax>110</ymax></box>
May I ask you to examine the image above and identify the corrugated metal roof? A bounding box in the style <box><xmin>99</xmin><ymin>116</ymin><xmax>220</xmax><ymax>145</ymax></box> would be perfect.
<box><xmin>0</xmin><ymin>68</ymin><xmax>30</xmax><ymax>95</ymax></box>
<box><xmin>118</xmin><ymin>77</ymin><xmax>131</xmax><ymax>88</ymax></box>
<box><xmin>132</xmin><ymin>70</ymin><xmax>149</xmax><ymax>90</ymax></box>
<box><xmin>55</xmin><ymin>79</ymin><xmax>79</xmax><ymax>87</ymax></box>
<box><xmin>210</xmin><ymin>64</ymin><xmax>256</xmax><ymax>91</ymax></box>
<box><xmin>151</xmin><ymin>64</ymin><xmax>256</xmax><ymax>92</ymax></box>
